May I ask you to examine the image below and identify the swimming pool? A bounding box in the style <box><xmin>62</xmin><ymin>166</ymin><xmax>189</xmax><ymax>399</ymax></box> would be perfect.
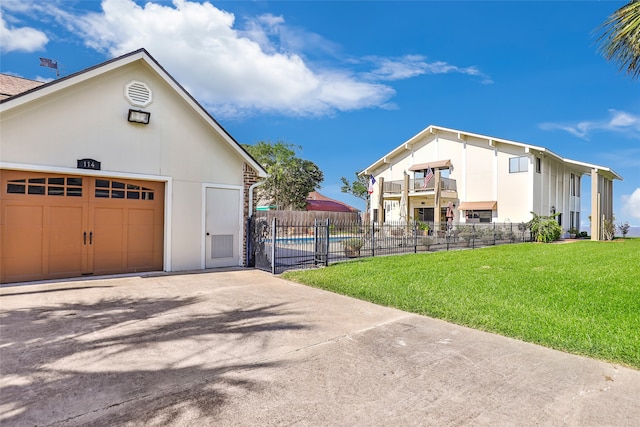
<box><xmin>267</xmin><ymin>236</ymin><xmax>350</xmax><ymax>245</ymax></box>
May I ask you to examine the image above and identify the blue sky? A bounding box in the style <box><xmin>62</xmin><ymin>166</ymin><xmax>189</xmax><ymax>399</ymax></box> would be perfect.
<box><xmin>1</xmin><ymin>0</ymin><xmax>639</xmax><ymax>227</ymax></box>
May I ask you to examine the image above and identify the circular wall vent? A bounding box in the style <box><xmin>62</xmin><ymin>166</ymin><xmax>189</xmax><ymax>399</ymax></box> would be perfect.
<box><xmin>124</xmin><ymin>80</ymin><xmax>152</xmax><ymax>107</ymax></box>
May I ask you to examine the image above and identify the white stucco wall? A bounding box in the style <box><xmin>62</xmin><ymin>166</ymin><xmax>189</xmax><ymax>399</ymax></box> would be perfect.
<box><xmin>495</xmin><ymin>145</ymin><xmax>530</xmax><ymax>223</ymax></box>
<box><xmin>459</xmin><ymin>136</ymin><xmax>495</xmax><ymax>203</ymax></box>
<box><xmin>367</xmin><ymin>128</ymin><xmax>593</xmax><ymax>225</ymax></box>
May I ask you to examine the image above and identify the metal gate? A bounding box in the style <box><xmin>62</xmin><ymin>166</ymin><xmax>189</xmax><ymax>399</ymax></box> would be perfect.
<box><xmin>248</xmin><ymin>216</ymin><xmax>273</xmax><ymax>272</ymax></box>
<box><xmin>248</xmin><ymin>216</ymin><xmax>330</xmax><ymax>274</ymax></box>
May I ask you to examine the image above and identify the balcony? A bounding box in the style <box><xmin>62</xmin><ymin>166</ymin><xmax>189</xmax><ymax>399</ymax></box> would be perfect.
<box><xmin>383</xmin><ymin>177</ymin><xmax>457</xmax><ymax>195</ymax></box>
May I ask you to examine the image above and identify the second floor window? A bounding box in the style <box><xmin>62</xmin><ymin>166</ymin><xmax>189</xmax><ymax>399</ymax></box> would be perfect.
<box><xmin>509</xmin><ymin>156</ymin><xmax>528</xmax><ymax>173</ymax></box>
<box><xmin>570</xmin><ymin>173</ymin><xmax>581</xmax><ymax>197</ymax></box>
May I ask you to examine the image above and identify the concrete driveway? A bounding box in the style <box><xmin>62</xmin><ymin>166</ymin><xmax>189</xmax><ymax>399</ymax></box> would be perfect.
<box><xmin>1</xmin><ymin>269</ymin><xmax>638</xmax><ymax>426</ymax></box>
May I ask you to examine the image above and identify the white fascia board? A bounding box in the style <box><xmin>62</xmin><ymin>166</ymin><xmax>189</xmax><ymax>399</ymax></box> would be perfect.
<box><xmin>360</xmin><ymin>125</ymin><xmax>437</xmax><ymax>176</ymax></box>
<box><xmin>430</xmin><ymin>125</ymin><xmax>551</xmax><ymax>154</ymax></box>
<box><xmin>359</xmin><ymin>124</ymin><xmax>620</xmax><ymax>181</ymax></box>
<box><xmin>362</xmin><ymin>124</ymin><xmax>551</xmax><ymax>174</ymax></box>
<box><xmin>563</xmin><ymin>158</ymin><xmax>623</xmax><ymax>181</ymax></box>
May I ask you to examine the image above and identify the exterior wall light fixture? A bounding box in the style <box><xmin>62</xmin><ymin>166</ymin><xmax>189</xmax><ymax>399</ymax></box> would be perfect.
<box><xmin>128</xmin><ymin>109</ymin><xmax>150</xmax><ymax>125</ymax></box>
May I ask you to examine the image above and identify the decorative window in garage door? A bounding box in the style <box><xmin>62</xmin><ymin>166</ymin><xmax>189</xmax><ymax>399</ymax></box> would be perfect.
<box><xmin>95</xmin><ymin>179</ymin><xmax>155</xmax><ymax>200</ymax></box>
<box><xmin>6</xmin><ymin>176</ymin><xmax>83</xmax><ymax>196</ymax></box>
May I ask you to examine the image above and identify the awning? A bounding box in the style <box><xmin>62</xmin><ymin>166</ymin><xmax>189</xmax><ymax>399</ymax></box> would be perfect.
<box><xmin>458</xmin><ymin>201</ymin><xmax>497</xmax><ymax>211</ymax></box>
<box><xmin>408</xmin><ymin>159</ymin><xmax>452</xmax><ymax>171</ymax></box>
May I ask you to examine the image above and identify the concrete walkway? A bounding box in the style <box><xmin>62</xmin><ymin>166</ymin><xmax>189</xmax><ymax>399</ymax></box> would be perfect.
<box><xmin>1</xmin><ymin>269</ymin><xmax>638</xmax><ymax>426</ymax></box>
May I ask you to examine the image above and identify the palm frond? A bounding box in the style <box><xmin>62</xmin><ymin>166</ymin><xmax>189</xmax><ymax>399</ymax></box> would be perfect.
<box><xmin>596</xmin><ymin>0</ymin><xmax>640</xmax><ymax>79</ymax></box>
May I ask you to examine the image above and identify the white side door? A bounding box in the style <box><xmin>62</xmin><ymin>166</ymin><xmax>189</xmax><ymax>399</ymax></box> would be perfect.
<box><xmin>205</xmin><ymin>187</ymin><xmax>242</xmax><ymax>268</ymax></box>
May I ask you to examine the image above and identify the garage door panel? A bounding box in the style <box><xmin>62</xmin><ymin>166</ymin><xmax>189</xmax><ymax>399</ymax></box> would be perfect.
<box><xmin>127</xmin><ymin>208</ymin><xmax>158</xmax><ymax>270</ymax></box>
<box><xmin>47</xmin><ymin>206</ymin><xmax>85</xmax><ymax>276</ymax></box>
<box><xmin>2</xmin><ymin>204</ymin><xmax>45</xmax><ymax>282</ymax></box>
<box><xmin>92</xmin><ymin>207</ymin><xmax>125</xmax><ymax>274</ymax></box>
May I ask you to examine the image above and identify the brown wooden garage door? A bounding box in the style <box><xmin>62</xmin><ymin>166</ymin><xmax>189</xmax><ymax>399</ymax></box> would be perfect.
<box><xmin>0</xmin><ymin>170</ymin><xmax>164</xmax><ymax>284</ymax></box>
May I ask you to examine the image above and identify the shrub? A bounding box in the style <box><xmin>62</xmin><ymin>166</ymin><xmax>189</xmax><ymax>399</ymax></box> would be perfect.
<box><xmin>459</xmin><ymin>232</ymin><xmax>474</xmax><ymax>241</ymax></box>
<box><xmin>603</xmin><ymin>216</ymin><xmax>616</xmax><ymax>241</ymax></box>
<box><xmin>517</xmin><ymin>222</ymin><xmax>529</xmax><ymax>240</ymax></box>
<box><xmin>417</xmin><ymin>221</ymin><xmax>430</xmax><ymax>233</ymax></box>
<box><xmin>528</xmin><ymin>212</ymin><xmax>562</xmax><ymax>243</ymax></box>
<box><xmin>501</xmin><ymin>229</ymin><xmax>517</xmax><ymax>242</ymax></box>
<box><xmin>343</xmin><ymin>238</ymin><xmax>363</xmax><ymax>250</ymax></box>
<box><xmin>618</xmin><ymin>221</ymin><xmax>630</xmax><ymax>238</ymax></box>
<box><xmin>419</xmin><ymin>236</ymin><xmax>435</xmax><ymax>247</ymax></box>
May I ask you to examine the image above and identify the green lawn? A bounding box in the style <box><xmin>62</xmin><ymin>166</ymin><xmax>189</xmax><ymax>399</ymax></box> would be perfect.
<box><xmin>283</xmin><ymin>239</ymin><xmax>640</xmax><ymax>369</ymax></box>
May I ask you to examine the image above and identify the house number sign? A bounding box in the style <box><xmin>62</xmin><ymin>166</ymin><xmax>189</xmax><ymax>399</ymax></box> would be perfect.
<box><xmin>77</xmin><ymin>158</ymin><xmax>101</xmax><ymax>170</ymax></box>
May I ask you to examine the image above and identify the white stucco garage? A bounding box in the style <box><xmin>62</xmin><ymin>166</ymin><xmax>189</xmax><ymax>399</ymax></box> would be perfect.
<box><xmin>0</xmin><ymin>49</ymin><xmax>267</xmax><ymax>284</ymax></box>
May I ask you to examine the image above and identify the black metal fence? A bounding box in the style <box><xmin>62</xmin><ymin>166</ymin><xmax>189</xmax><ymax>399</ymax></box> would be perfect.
<box><xmin>248</xmin><ymin>218</ymin><xmax>532</xmax><ymax>274</ymax></box>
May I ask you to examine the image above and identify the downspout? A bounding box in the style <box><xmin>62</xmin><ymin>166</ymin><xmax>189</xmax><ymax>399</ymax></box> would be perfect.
<box><xmin>248</xmin><ymin>180</ymin><xmax>265</xmax><ymax>216</ymax></box>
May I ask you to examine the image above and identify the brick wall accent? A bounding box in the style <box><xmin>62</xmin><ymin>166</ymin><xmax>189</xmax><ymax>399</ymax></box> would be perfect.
<box><xmin>242</xmin><ymin>162</ymin><xmax>260</xmax><ymax>266</ymax></box>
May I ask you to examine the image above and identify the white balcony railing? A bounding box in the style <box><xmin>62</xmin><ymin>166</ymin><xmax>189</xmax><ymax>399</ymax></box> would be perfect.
<box><xmin>383</xmin><ymin>177</ymin><xmax>457</xmax><ymax>194</ymax></box>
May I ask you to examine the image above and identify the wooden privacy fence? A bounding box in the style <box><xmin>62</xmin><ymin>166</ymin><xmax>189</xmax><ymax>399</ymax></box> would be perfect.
<box><xmin>254</xmin><ymin>210</ymin><xmax>360</xmax><ymax>224</ymax></box>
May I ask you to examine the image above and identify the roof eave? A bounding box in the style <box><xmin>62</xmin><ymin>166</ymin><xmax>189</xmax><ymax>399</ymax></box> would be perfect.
<box><xmin>360</xmin><ymin>125</ymin><xmax>622</xmax><ymax>182</ymax></box>
<box><xmin>360</xmin><ymin>125</ymin><xmax>551</xmax><ymax>176</ymax></box>
<box><xmin>563</xmin><ymin>158</ymin><xmax>623</xmax><ymax>181</ymax></box>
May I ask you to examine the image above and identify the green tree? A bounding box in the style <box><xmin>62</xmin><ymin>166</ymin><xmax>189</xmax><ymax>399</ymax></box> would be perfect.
<box><xmin>341</xmin><ymin>172</ymin><xmax>371</xmax><ymax>213</ymax></box>
<box><xmin>596</xmin><ymin>0</ymin><xmax>640</xmax><ymax>79</ymax></box>
<box><xmin>243</xmin><ymin>141</ymin><xmax>323</xmax><ymax>210</ymax></box>
<box><xmin>340</xmin><ymin>172</ymin><xmax>369</xmax><ymax>200</ymax></box>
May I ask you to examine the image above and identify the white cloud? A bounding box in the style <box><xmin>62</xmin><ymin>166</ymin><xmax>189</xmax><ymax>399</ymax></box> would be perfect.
<box><xmin>621</xmin><ymin>188</ymin><xmax>640</xmax><ymax>220</ymax></box>
<box><xmin>34</xmin><ymin>75</ymin><xmax>54</xmax><ymax>83</ymax></box>
<box><xmin>596</xmin><ymin>148</ymin><xmax>640</xmax><ymax>168</ymax></box>
<box><xmin>609</xmin><ymin>110</ymin><xmax>637</xmax><ymax>127</ymax></box>
<box><xmin>52</xmin><ymin>0</ymin><xmax>392</xmax><ymax>117</ymax></box>
<box><xmin>0</xmin><ymin>12</ymin><xmax>48</xmax><ymax>52</ymax></box>
<box><xmin>7</xmin><ymin>0</ymin><xmax>490</xmax><ymax>118</ymax></box>
<box><xmin>539</xmin><ymin>109</ymin><xmax>640</xmax><ymax>140</ymax></box>
<box><xmin>240</xmin><ymin>12</ymin><xmax>342</xmax><ymax>59</ymax></box>
<box><xmin>364</xmin><ymin>55</ymin><xmax>493</xmax><ymax>84</ymax></box>
<box><xmin>239</xmin><ymin>14</ymin><xmax>284</xmax><ymax>54</ymax></box>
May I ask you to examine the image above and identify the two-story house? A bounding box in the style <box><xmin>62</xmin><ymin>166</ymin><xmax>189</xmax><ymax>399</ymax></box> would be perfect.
<box><xmin>361</xmin><ymin>125</ymin><xmax>621</xmax><ymax>241</ymax></box>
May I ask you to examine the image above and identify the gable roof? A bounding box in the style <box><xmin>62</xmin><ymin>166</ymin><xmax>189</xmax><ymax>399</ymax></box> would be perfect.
<box><xmin>361</xmin><ymin>124</ymin><xmax>622</xmax><ymax>181</ymax></box>
<box><xmin>0</xmin><ymin>74</ymin><xmax>44</xmax><ymax>100</ymax></box>
<box><xmin>306</xmin><ymin>191</ymin><xmax>359</xmax><ymax>212</ymax></box>
<box><xmin>0</xmin><ymin>48</ymin><xmax>267</xmax><ymax>178</ymax></box>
